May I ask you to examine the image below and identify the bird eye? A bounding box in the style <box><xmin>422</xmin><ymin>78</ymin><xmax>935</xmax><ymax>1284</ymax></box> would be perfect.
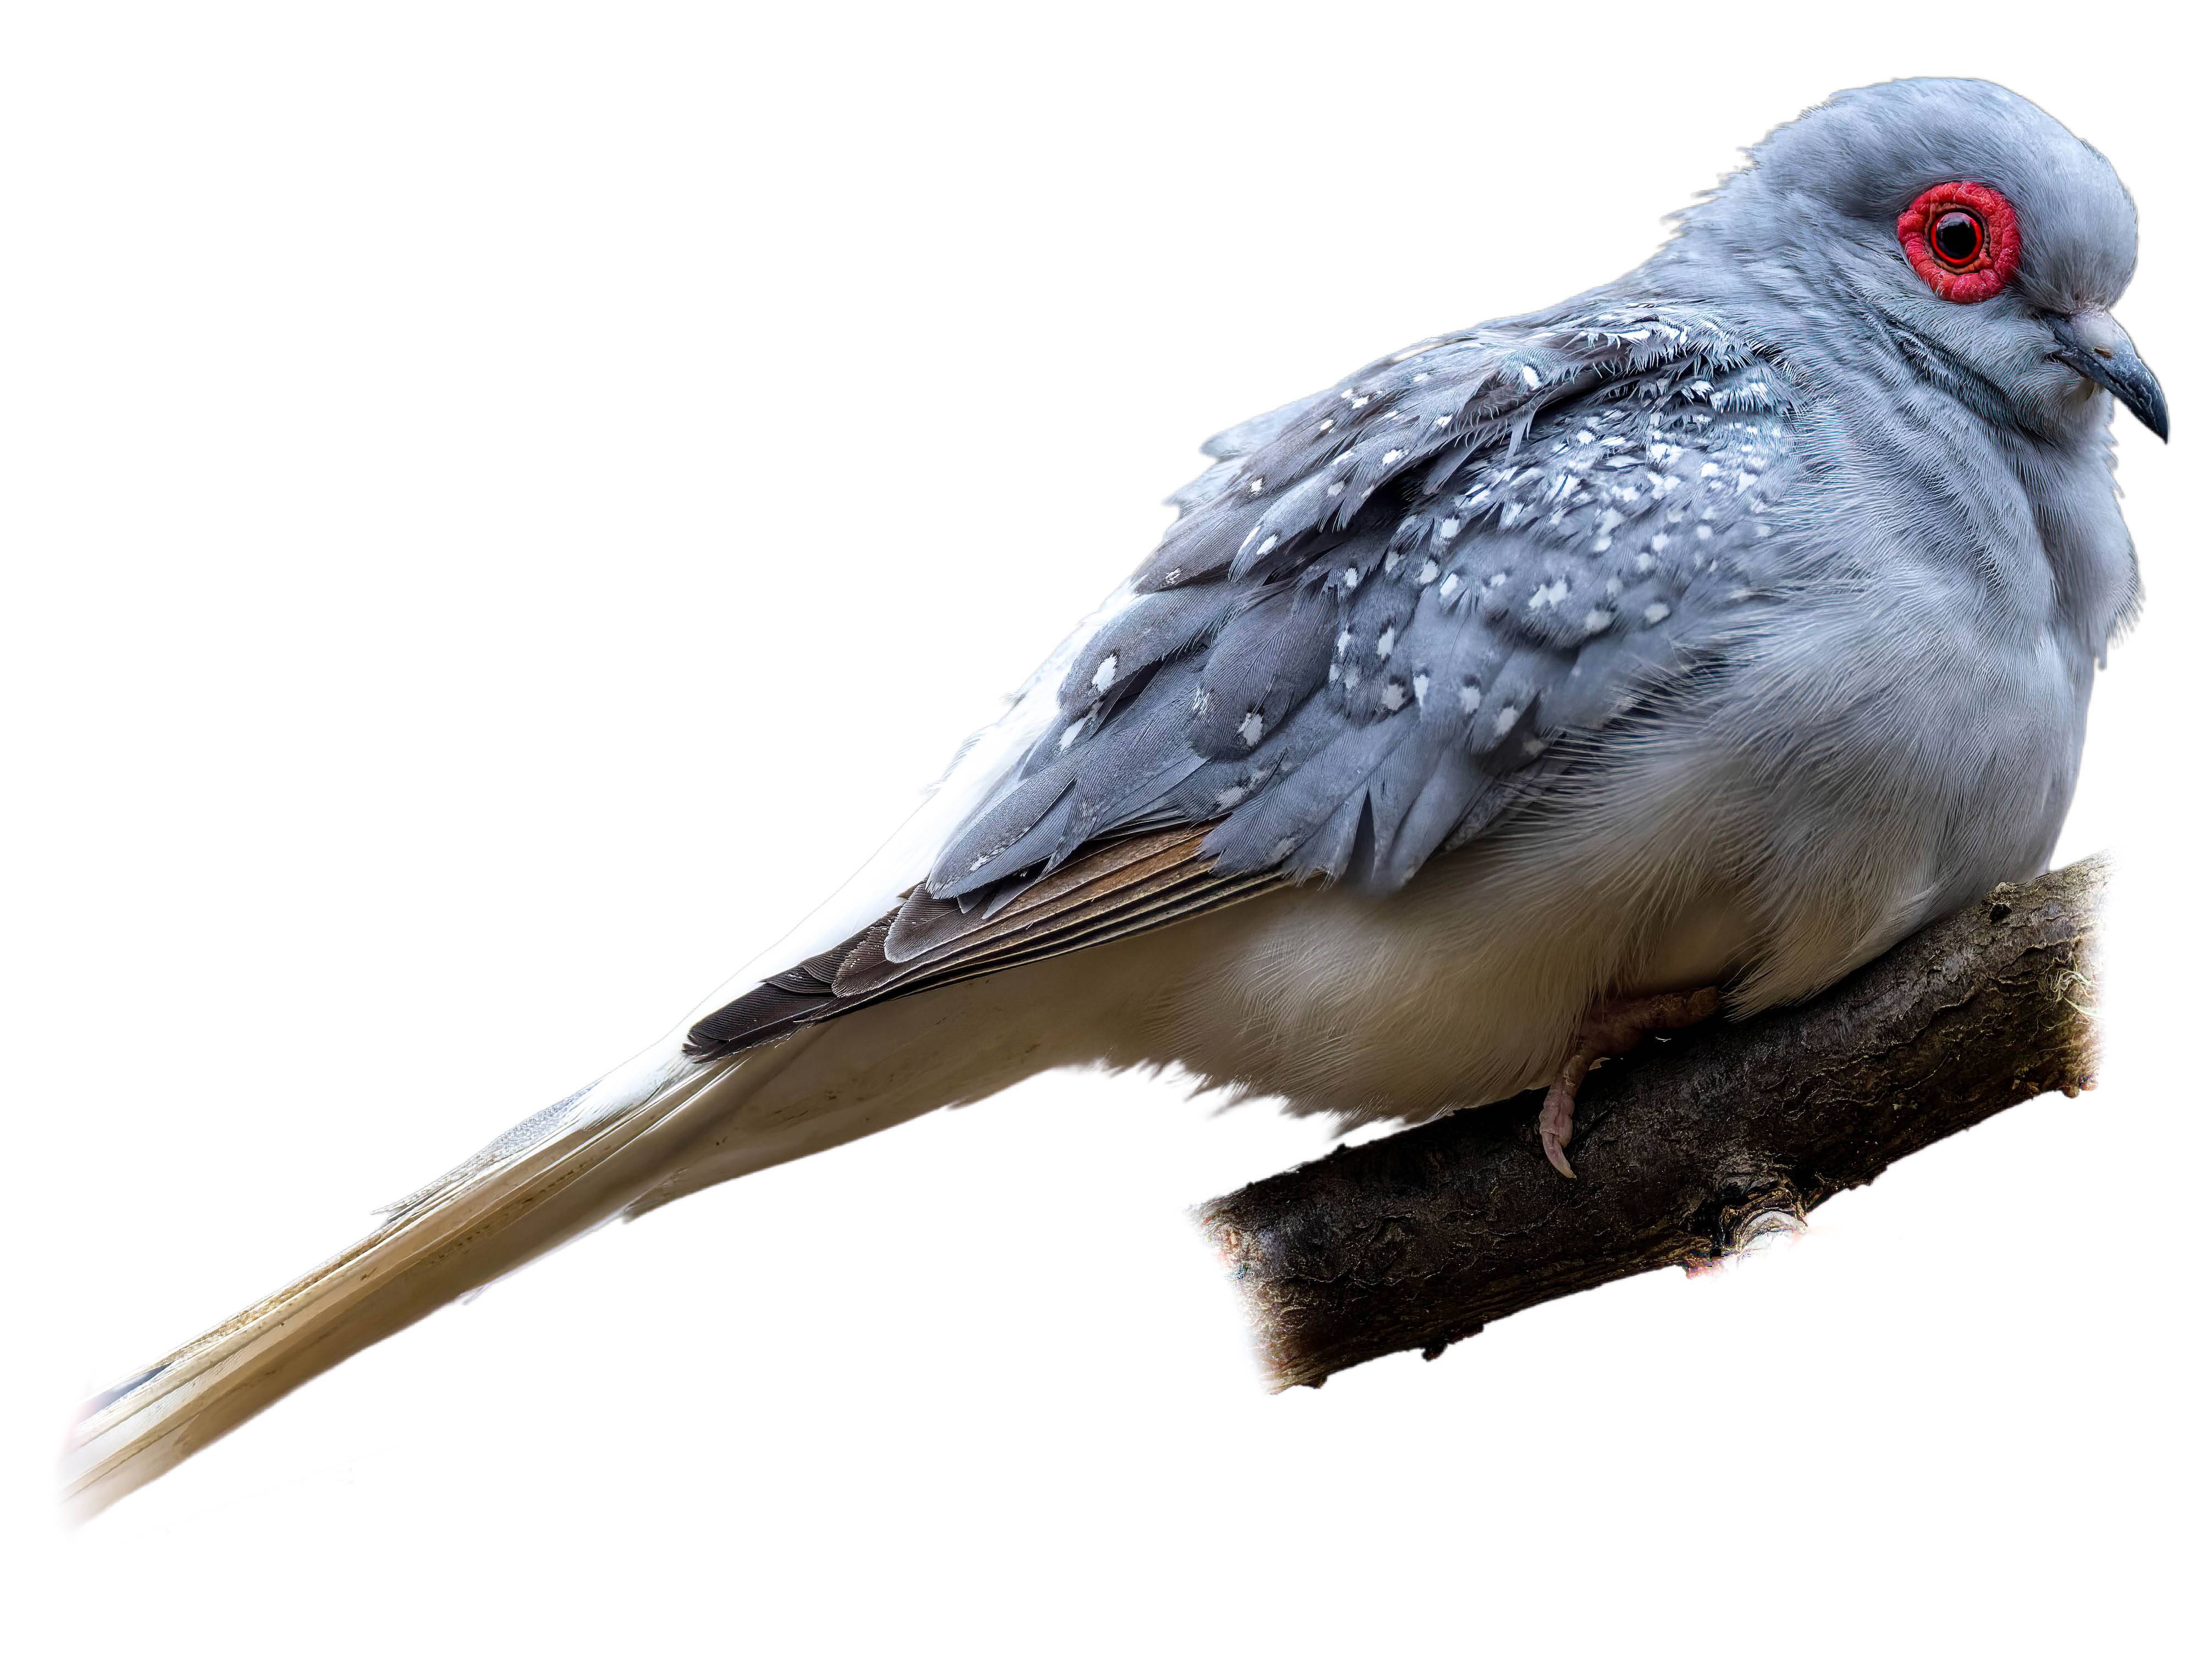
<box><xmin>1929</xmin><ymin>210</ymin><xmax>1985</xmax><ymax>269</ymax></box>
<box><xmin>1897</xmin><ymin>181</ymin><xmax>2020</xmax><ymax>303</ymax></box>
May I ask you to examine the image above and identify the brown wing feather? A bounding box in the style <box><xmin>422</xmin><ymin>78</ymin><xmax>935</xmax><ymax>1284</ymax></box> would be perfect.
<box><xmin>682</xmin><ymin>825</ymin><xmax>1279</xmax><ymax>1059</ymax></box>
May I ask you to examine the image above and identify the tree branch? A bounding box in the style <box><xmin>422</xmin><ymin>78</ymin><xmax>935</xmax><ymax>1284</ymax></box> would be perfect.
<box><xmin>1198</xmin><ymin>857</ymin><xmax>2105</xmax><ymax>1390</ymax></box>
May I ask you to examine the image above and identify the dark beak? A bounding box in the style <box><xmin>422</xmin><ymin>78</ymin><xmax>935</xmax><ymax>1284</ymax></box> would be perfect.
<box><xmin>2049</xmin><ymin>310</ymin><xmax>2169</xmax><ymax>441</ymax></box>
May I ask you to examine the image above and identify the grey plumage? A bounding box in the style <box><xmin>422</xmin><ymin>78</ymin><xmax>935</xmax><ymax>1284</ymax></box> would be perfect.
<box><xmin>933</xmin><ymin>315</ymin><xmax>1797</xmax><ymax>898</ymax></box>
<box><xmin>685</xmin><ymin>76</ymin><xmax>2159</xmax><ymax>1061</ymax></box>
<box><xmin>914</xmin><ymin>76</ymin><xmax>2153</xmax><ymax>931</ymax></box>
<box><xmin>69</xmin><ymin>76</ymin><xmax>2167</xmax><ymax>1518</ymax></box>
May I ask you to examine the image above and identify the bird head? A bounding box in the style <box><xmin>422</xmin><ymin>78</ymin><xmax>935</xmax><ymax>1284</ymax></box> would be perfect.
<box><xmin>1680</xmin><ymin>78</ymin><xmax>2166</xmax><ymax>444</ymax></box>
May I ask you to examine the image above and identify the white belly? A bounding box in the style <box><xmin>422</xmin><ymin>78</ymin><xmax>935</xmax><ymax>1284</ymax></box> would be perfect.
<box><xmin>1101</xmin><ymin>827</ymin><xmax>1763</xmax><ymax>1126</ymax></box>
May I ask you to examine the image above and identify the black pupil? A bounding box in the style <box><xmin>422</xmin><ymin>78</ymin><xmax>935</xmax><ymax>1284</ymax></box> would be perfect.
<box><xmin>1932</xmin><ymin>210</ymin><xmax>1984</xmax><ymax>267</ymax></box>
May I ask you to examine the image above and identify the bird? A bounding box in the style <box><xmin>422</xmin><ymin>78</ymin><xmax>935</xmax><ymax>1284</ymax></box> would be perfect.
<box><xmin>65</xmin><ymin>76</ymin><xmax>2166</xmax><ymax>1519</ymax></box>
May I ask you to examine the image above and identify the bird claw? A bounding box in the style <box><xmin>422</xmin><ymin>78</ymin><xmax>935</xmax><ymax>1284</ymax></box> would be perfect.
<box><xmin>1538</xmin><ymin>1081</ymin><xmax>1578</xmax><ymax>1178</ymax></box>
<box><xmin>1535</xmin><ymin>986</ymin><xmax>1723</xmax><ymax>1179</ymax></box>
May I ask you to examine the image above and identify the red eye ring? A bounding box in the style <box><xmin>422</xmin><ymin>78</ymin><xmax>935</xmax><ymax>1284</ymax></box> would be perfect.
<box><xmin>1897</xmin><ymin>181</ymin><xmax>2020</xmax><ymax>303</ymax></box>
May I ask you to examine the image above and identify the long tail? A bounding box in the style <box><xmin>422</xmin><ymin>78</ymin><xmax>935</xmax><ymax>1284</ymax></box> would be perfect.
<box><xmin>60</xmin><ymin>1039</ymin><xmax>758</xmax><ymax>1522</ymax></box>
<box><xmin>62</xmin><ymin>940</ymin><xmax>1116</xmax><ymax>1522</ymax></box>
<box><xmin>63</xmin><ymin>572</ymin><xmax>1149</xmax><ymax>1520</ymax></box>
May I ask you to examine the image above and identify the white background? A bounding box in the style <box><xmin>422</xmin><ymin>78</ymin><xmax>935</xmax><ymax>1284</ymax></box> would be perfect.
<box><xmin>5</xmin><ymin>4</ymin><xmax>2204</xmax><ymax>1654</ymax></box>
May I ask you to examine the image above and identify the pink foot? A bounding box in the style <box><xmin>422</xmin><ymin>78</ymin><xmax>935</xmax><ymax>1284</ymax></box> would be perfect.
<box><xmin>1537</xmin><ymin>987</ymin><xmax>1723</xmax><ymax>1178</ymax></box>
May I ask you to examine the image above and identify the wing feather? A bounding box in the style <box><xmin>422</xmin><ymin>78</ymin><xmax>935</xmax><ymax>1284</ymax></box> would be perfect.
<box><xmin>686</xmin><ymin>827</ymin><xmax>1277</xmax><ymax>1059</ymax></box>
<box><xmin>689</xmin><ymin>301</ymin><xmax>1802</xmax><ymax>1056</ymax></box>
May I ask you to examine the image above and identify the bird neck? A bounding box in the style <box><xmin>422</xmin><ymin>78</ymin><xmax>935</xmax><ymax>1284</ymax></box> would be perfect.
<box><xmin>1630</xmin><ymin>236</ymin><xmax>2139</xmax><ymax>667</ymax></box>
